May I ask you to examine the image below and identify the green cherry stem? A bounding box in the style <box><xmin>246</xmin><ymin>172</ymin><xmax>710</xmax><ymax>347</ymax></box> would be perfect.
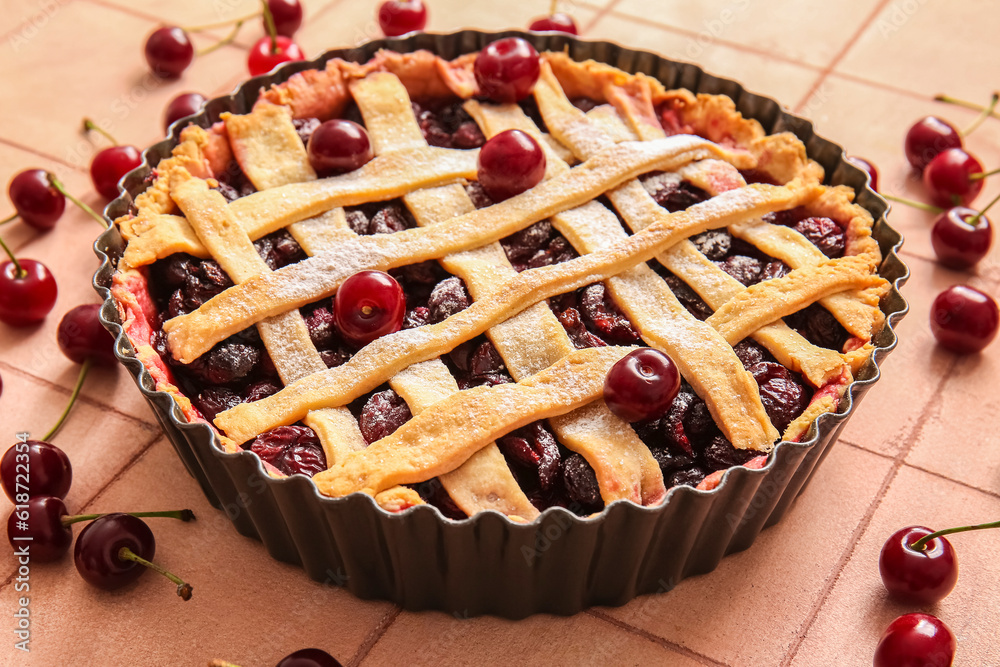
<box><xmin>184</xmin><ymin>10</ymin><xmax>260</xmax><ymax>32</ymax></box>
<box><xmin>550</xmin><ymin>0</ymin><xmax>559</xmax><ymax>14</ymax></box>
<box><xmin>0</xmin><ymin>213</ymin><xmax>17</xmax><ymax>226</ymax></box>
<box><xmin>117</xmin><ymin>547</ymin><xmax>194</xmax><ymax>600</ymax></box>
<box><xmin>961</xmin><ymin>92</ymin><xmax>999</xmax><ymax>138</ymax></box>
<box><xmin>910</xmin><ymin>519</ymin><xmax>1000</xmax><ymax>551</ymax></box>
<box><xmin>882</xmin><ymin>193</ymin><xmax>944</xmax><ymax>214</ymax></box>
<box><xmin>968</xmin><ymin>191</ymin><xmax>1000</xmax><ymax>227</ymax></box>
<box><xmin>46</xmin><ymin>174</ymin><xmax>108</xmax><ymax>229</ymax></box>
<box><xmin>196</xmin><ymin>20</ymin><xmax>245</xmax><ymax>56</ymax></box>
<box><xmin>261</xmin><ymin>0</ymin><xmax>279</xmax><ymax>54</ymax></box>
<box><xmin>62</xmin><ymin>509</ymin><xmax>196</xmax><ymax>527</ymax></box>
<box><xmin>969</xmin><ymin>166</ymin><xmax>1000</xmax><ymax>181</ymax></box>
<box><xmin>0</xmin><ymin>234</ymin><xmax>24</xmax><ymax>278</ymax></box>
<box><xmin>935</xmin><ymin>93</ymin><xmax>1000</xmax><ymax>121</ymax></box>
<box><xmin>82</xmin><ymin>118</ymin><xmax>118</xmax><ymax>146</ymax></box>
<box><xmin>42</xmin><ymin>358</ymin><xmax>91</xmax><ymax>441</ymax></box>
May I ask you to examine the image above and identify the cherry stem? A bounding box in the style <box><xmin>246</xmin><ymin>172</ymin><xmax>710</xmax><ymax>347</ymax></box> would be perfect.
<box><xmin>0</xmin><ymin>213</ymin><xmax>17</xmax><ymax>226</ymax></box>
<box><xmin>207</xmin><ymin>661</ymin><xmax>244</xmax><ymax>667</ymax></box>
<box><xmin>260</xmin><ymin>0</ymin><xmax>278</xmax><ymax>54</ymax></box>
<box><xmin>196</xmin><ymin>20</ymin><xmax>245</xmax><ymax>56</ymax></box>
<box><xmin>910</xmin><ymin>519</ymin><xmax>1000</xmax><ymax>551</ymax></box>
<box><xmin>61</xmin><ymin>509</ymin><xmax>196</xmax><ymax>527</ymax></box>
<box><xmin>183</xmin><ymin>10</ymin><xmax>260</xmax><ymax>32</ymax></box>
<box><xmin>42</xmin><ymin>358</ymin><xmax>91</xmax><ymax>441</ymax></box>
<box><xmin>550</xmin><ymin>0</ymin><xmax>559</xmax><ymax>15</ymax></box>
<box><xmin>935</xmin><ymin>93</ymin><xmax>1000</xmax><ymax>120</ymax></box>
<box><xmin>969</xmin><ymin>166</ymin><xmax>1000</xmax><ymax>181</ymax></box>
<box><xmin>881</xmin><ymin>193</ymin><xmax>944</xmax><ymax>214</ymax></box>
<box><xmin>0</xmin><ymin>234</ymin><xmax>24</xmax><ymax>278</ymax></box>
<box><xmin>968</xmin><ymin>191</ymin><xmax>1000</xmax><ymax>226</ymax></box>
<box><xmin>82</xmin><ymin>119</ymin><xmax>118</xmax><ymax>146</ymax></box>
<box><xmin>961</xmin><ymin>93</ymin><xmax>999</xmax><ymax>138</ymax></box>
<box><xmin>46</xmin><ymin>174</ymin><xmax>108</xmax><ymax>228</ymax></box>
<box><xmin>117</xmin><ymin>547</ymin><xmax>193</xmax><ymax>600</ymax></box>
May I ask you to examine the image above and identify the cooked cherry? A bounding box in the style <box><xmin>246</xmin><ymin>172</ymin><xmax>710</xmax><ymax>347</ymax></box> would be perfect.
<box><xmin>268</xmin><ymin>0</ymin><xmax>304</xmax><ymax>37</ymax></box>
<box><xmin>144</xmin><ymin>27</ymin><xmax>194</xmax><ymax>78</ymax></box>
<box><xmin>1</xmin><ymin>440</ymin><xmax>72</xmax><ymax>501</ymax></box>
<box><xmin>604</xmin><ymin>348</ymin><xmax>681</xmax><ymax>423</ymax></box>
<box><xmin>247</xmin><ymin>35</ymin><xmax>305</xmax><ymax>76</ymax></box>
<box><xmin>0</xmin><ymin>259</ymin><xmax>58</xmax><ymax>326</ymax></box>
<box><xmin>922</xmin><ymin>148</ymin><xmax>985</xmax><ymax>207</ymax></box>
<box><xmin>929</xmin><ymin>285</ymin><xmax>999</xmax><ymax>353</ymax></box>
<box><xmin>879</xmin><ymin>526</ymin><xmax>958</xmax><ymax>605</ymax></box>
<box><xmin>474</xmin><ymin>37</ymin><xmax>541</xmax><ymax>103</ymax></box>
<box><xmin>873</xmin><ymin>613</ymin><xmax>955</xmax><ymax>667</ymax></box>
<box><xmin>57</xmin><ymin>304</ymin><xmax>117</xmax><ymax>366</ymax></box>
<box><xmin>7</xmin><ymin>496</ymin><xmax>71</xmax><ymax>562</ymax></box>
<box><xmin>846</xmin><ymin>156</ymin><xmax>879</xmax><ymax>192</ymax></box>
<box><xmin>528</xmin><ymin>13</ymin><xmax>579</xmax><ymax>34</ymax></box>
<box><xmin>8</xmin><ymin>169</ymin><xmax>65</xmax><ymax>230</ymax></box>
<box><xmin>334</xmin><ymin>270</ymin><xmax>405</xmax><ymax>347</ymax></box>
<box><xmin>377</xmin><ymin>0</ymin><xmax>428</xmax><ymax>37</ymax></box>
<box><xmin>276</xmin><ymin>648</ymin><xmax>343</xmax><ymax>667</ymax></box>
<box><xmin>163</xmin><ymin>92</ymin><xmax>206</xmax><ymax>133</ymax></box>
<box><xmin>250</xmin><ymin>425</ymin><xmax>326</xmax><ymax>477</ymax></box>
<box><xmin>306</xmin><ymin>120</ymin><xmax>374</xmax><ymax>175</ymax></box>
<box><xmin>358</xmin><ymin>390</ymin><xmax>412</xmax><ymax>444</ymax></box>
<box><xmin>477</xmin><ymin>129</ymin><xmax>546</xmax><ymax>202</ymax></box>
<box><xmin>90</xmin><ymin>146</ymin><xmax>142</xmax><ymax>200</ymax></box>
<box><xmin>930</xmin><ymin>205</ymin><xmax>993</xmax><ymax>269</ymax></box>
<box><xmin>904</xmin><ymin>116</ymin><xmax>963</xmax><ymax>171</ymax></box>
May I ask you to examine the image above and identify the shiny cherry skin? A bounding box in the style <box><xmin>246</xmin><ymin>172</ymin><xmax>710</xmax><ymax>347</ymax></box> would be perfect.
<box><xmin>74</xmin><ymin>513</ymin><xmax>155</xmax><ymax>590</ymax></box>
<box><xmin>276</xmin><ymin>648</ymin><xmax>344</xmax><ymax>667</ymax></box>
<box><xmin>307</xmin><ymin>120</ymin><xmax>374</xmax><ymax>175</ymax></box>
<box><xmin>57</xmin><ymin>304</ymin><xmax>117</xmax><ymax>366</ymax></box>
<box><xmin>528</xmin><ymin>13</ymin><xmax>579</xmax><ymax>34</ymax></box>
<box><xmin>1</xmin><ymin>440</ymin><xmax>72</xmax><ymax>502</ymax></box>
<box><xmin>931</xmin><ymin>207</ymin><xmax>992</xmax><ymax>269</ymax></box>
<box><xmin>90</xmin><ymin>145</ymin><xmax>142</xmax><ymax>200</ymax></box>
<box><xmin>847</xmin><ymin>156</ymin><xmax>879</xmax><ymax>193</ymax></box>
<box><xmin>269</xmin><ymin>0</ymin><xmax>304</xmax><ymax>37</ymax></box>
<box><xmin>334</xmin><ymin>271</ymin><xmax>405</xmax><ymax>347</ymax></box>
<box><xmin>929</xmin><ymin>285</ymin><xmax>999</xmax><ymax>354</ymax></box>
<box><xmin>144</xmin><ymin>27</ymin><xmax>194</xmax><ymax>78</ymax></box>
<box><xmin>8</xmin><ymin>169</ymin><xmax>65</xmax><ymax>230</ymax></box>
<box><xmin>905</xmin><ymin>116</ymin><xmax>963</xmax><ymax>171</ymax></box>
<box><xmin>474</xmin><ymin>37</ymin><xmax>541</xmax><ymax>104</ymax></box>
<box><xmin>7</xmin><ymin>496</ymin><xmax>71</xmax><ymax>562</ymax></box>
<box><xmin>923</xmin><ymin>148</ymin><xmax>985</xmax><ymax>208</ymax></box>
<box><xmin>163</xmin><ymin>92</ymin><xmax>206</xmax><ymax>133</ymax></box>
<box><xmin>604</xmin><ymin>348</ymin><xmax>681</xmax><ymax>423</ymax></box>
<box><xmin>377</xmin><ymin>0</ymin><xmax>428</xmax><ymax>37</ymax></box>
<box><xmin>873</xmin><ymin>613</ymin><xmax>956</xmax><ymax>667</ymax></box>
<box><xmin>0</xmin><ymin>259</ymin><xmax>58</xmax><ymax>326</ymax></box>
<box><xmin>879</xmin><ymin>526</ymin><xmax>958</xmax><ymax>606</ymax></box>
<box><xmin>477</xmin><ymin>129</ymin><xmax>546</xmax><ymax>202</ymax></box>
<box><xmin>248</xmin><ymin>35</ymin><xmax>305</xmax><ymax>76</ymax></box>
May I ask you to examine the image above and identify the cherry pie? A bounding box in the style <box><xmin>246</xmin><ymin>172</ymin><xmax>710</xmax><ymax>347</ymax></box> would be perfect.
<box><xmin>110</xmin><ymin>46</ymin><xmax>889</xmax><ymax>522</ymax></box>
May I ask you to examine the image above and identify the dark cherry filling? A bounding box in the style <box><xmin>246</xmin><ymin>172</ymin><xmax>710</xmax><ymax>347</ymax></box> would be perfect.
<box><xmin>411</xmin><ymin>100</ymin><xmax>485</xmax><ymax>149</ymax></box>
<box><xmin>249</xmin><ymin>424</ymin><xmax>327</xmax><ymax>477</ymax></box>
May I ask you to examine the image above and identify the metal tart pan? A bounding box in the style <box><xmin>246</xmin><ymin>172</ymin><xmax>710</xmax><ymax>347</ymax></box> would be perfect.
<box><xmin>93</xmin><ymin>29</ymin><xmax>908</xmax><ymax>617</ymax></box>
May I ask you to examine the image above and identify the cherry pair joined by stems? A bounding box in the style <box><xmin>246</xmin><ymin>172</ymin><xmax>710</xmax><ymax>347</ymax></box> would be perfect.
<box><xmin>904</xmin><ymin>92</ymin><xmax>998</xmax><ymax>171</ymax></box>
<box><xmin>83</xmin><ymin>119</ymin><xmax>143</xmax><ymax>200</ymax></box>
<box><xmin>882</xmin><ymin>190</ymin><xmax>996</xmax><ymax>270</ymax></box>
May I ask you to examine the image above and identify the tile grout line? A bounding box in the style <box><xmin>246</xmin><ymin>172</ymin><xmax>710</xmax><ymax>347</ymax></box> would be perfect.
<box><xmin>0</xmin><ymin>0</ymin><xmax>78</xmax><ymax>45</ymax></box>
<box><xmin>347</xmin><ymin>605</ymin><xmax>401</xmax><ymax>667</ymax></box>
<box><xmin>792</xmin><ymin>0</ymin><xmax>894</xmax><ymax>113</ymax></box>
<box><xmin>581</xmin><ymin>0</ymin><xmax>625</xmax><ymax>34</ymax></box>
<box><xmin>778</xmin><ymin>357</ymin><xmax>960</xmax><ymax>666</ymax></box>
<box><xmin>587</xmin><ymin>610</ymin><xmax>731</xmax><ymax>667</ymax></box>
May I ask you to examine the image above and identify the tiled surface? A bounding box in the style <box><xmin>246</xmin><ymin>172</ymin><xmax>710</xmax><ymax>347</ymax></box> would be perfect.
<box><xmin>0</xmin><ymin>1</ymin><xmax>997</xmax><ymax>665</ymax></box>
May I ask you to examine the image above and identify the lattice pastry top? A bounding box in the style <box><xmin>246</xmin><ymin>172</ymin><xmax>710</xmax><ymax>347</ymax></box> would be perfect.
<box><xmin>111</xmin><ymin>47</ymin><xmax>889</xmax><ymax>521</ymax></box>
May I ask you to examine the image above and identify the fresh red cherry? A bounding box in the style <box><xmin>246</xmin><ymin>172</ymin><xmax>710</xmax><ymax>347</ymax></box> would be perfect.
<box><xmin>247</xmin><ymin>35</ymin><xmax>305</xmax><ymax>76</ymax></box>
<box><xmin>7</xmin><ymin>169</ymin><xmax>65</xmax><ymax>231</ymax></box>
<box><xmin>873</xmin><ymin>613</ymin><xmax>956</xmax><ymax>667</ymax></box>
<box><xmin>1</xmin><ymin>440</ymin><xmax>72</xmax><ymax>501</ymax></box>
<box><xmin>922</xmin><ymin>148</ymin><xmax>985</xmax><ymax>208</ymax></box>
<box><xmin>334</xmin><ymin>270</ymin><xmax>405</xmax><ymax>348</ymax></box>
<box><xmin>474</xmin><ymin>37</ymin><xmax>541</xmax><ymax>104</ymax></box>
<box><xmin>847</xmin><ymin>156</ymin><xmax>879</xmax><ymax>193</ymax></box>
<box><xmin>307</xmin><ymin>120</ymin><xmax>374</xmax><ymax>175</ymax></box>
<box><xmin>163</xmin><ymin>92</ymin><xmax>206</xmax><ymax>133</ymax></box>
<box><xmin>879</xmin><ymin>526</ymin><xmax>958</xmax><ymax>606</ymax></box>
<box><xmin>904</xmin><ymin>116</ymin><xmax>963</xmax><ymax>171</ymax></box>
<box><xmin>930</xmin><ymin>206</ymin><xmax>993</xmax><ymax>269</ymax></box>
<box><xmin>377</xmin><ymin>0</ymin><xmax>428</xmax><ymax>37</ymax></box>
<box><xmin>90</xmin><ymin>146</ymin><xmax>142</xmax><ymax>200</ymax></box>
<box><xmin>276</xmin><ymin>648</ymin><xmax>344</xmax><ymax>667</ymax></box>
<box><xmin>74</xmin><ymin>513</ymin><xmax>193</xmax><ymax>599</ymax></box>
<box><xmin>604</xmin><ymin>348</ymin><xmax>681</xmax><ymax>423</ymax></box>
<box><xmin>477</xmin><ymin>129</ymin><xmax>546</xmax><ymax>202</ymax></box>
<box><xmin>7</xmin><ymin>496</ymin><xmax>72</xmax><ymax>562</ymax></box>
<box><xmin>144</xmin><ymin>27</ymin><xmax>194</xmax><ymax>78</ymax></box>
<box><xmin>929</xmin><ymin>285</ymin><xmax>999</xmax><ymax>354</ymax></box>
<box><xmin>528</xmin><ymin>13</ymin><xmax>578</xmax><ymax>34</ymax></box>
<box><xmin>57</xmin><ymin>304</ymin><xmax>117</xmax><ymax>366</ymax></box>
<box><xmin>268</xmin><ymin>0</ymin><xmax>304</xmax><ymax>37</ymax></box>
<box><xmin>0</xmin><ymin>259</ymin><xmax>58</xmax><ymax>326</ymax></box>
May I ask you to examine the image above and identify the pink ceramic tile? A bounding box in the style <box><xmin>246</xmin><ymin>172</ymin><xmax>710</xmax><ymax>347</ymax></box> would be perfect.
<box><xmin>610</xmin><ymin>0</ymin><xmax>882</xmax><ymax>69</ymax></box>
<box><xmin>601</xmin><ymin>443</ymin><xmax>892</xmax><ymax>666</ymax></box>
<box><xmin>1</xmin><ymin>0</ymin><xmax>76</xmax><ymax>44</ymax></box>
<box><xmin>787</xmin><ymin>465</ymin><xmax>1000</xmax><ymax>666</ymax></box>
<box><xmin>0</xmin><ymin>437</ymin><xmax>393</xmax><ymax>665</ymax></box>
<box><xmin>362</xmin><ymin>610</ymin><xmax>705</xmax><ymax>667</ymax></box>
